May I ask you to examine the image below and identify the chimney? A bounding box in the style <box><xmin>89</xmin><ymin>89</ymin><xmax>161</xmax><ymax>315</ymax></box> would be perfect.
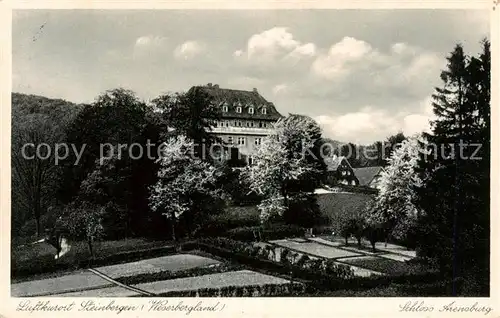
<box><xmin>253</xmin><ymin>88</ymin><xmax>258</xmax><ymax>93</ymax></box>
<box><xmin>214</xmin><ymin>84</ymin><xmax>219</xmax><ymax>88</ymax></box>
<box><xmin>207</xmin><ymin>83</ymin><xmax>212</xmax><ymax>87</ymax></box>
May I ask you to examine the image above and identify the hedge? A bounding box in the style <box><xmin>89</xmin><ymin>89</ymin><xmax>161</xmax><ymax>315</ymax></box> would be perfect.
<box><xmin>116</xmin><ymin>263</ymin><xmax>241</xmax><ymax>286</ymax></box>
<box><xmin>154</xmin><ymin>282</ymin><xmax>306</xmax><ymax>297</ymax></box>
<box><xmin>196</xmin><ymin>238</ymin><xmax>355</xmax><ymax>286</ymax></box>
<box><xmin>226</xmin><ymin>224</ymin><xmax>306</xmax><ymax>242</ymax></box>
<box><xmin>196</xmin><ymin>238</ymin><xmax>441</xmax><ymax>293</ymax></box>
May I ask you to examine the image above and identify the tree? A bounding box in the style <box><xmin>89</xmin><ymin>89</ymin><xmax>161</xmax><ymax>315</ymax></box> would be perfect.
<box><xmin>11</xmin><ymin>93</ymin><xmax>79</xmax><ymax>236</ymax></box>
<box><xmin>245</xmin><ymin>115</ymin><xmax>323</xmax><ymax>224</ymax></box>
<box><xmin>149</xmin><ymin>135</ymin><xmax>224</xmax><ymax>241</ymax></box>
<box><xmin>414</xmin><ymin>40</ymin><xmax>490</xmax><ymax>296</ymax></box>
<box><xmin>152</xmin><ymin>87</ymin><xmax>221</xmax><ymax>159</ymax></box>
<box><xmin>59</xmin><ymin>88</ymin><xmax>163</xmax><ymax>237</ymax></box>
<box><xmin>61</xmin><ymin>201</ymin><xmax>105</xmax><ymax>260</ymax></box>
<box><xmin>370</xmin><ymin>136</ymin><xmax>423</xmax><ymax>244</ymax></box>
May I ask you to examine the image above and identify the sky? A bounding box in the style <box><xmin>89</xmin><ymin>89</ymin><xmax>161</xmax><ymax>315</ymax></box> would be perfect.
<box><xmin>12</xmin><ymin>9</ymin><xmax>490</xmax><ymax>144</ymax></box>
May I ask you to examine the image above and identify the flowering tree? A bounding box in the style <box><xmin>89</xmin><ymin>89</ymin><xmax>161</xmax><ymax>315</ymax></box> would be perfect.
<box><xmin>369</xmin><ymin>135</ymin><xmax>423</xmax><ymax>242</ymax></box>
<box><xmin>244</xmin><ymin>115</ymin><xmax>321</xmax><ymax>223</ymax></box>
<box><xmin>149</xmin><ymin>135</ymin><xmax>223</xmax><ymax>240</ymax></box>
<box><xmin>61</xmin><ymin>201</ymin><xmax>105</xmax><ymax>260</ymax></box>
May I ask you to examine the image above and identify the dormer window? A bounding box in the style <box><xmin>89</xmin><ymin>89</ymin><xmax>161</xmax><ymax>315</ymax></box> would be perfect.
<box><xmin>222</xmin><ymin>105</ymin><xmax>228</xmax><ymax>112</ymax></box>
<box><xmin>236</xmin><ymin>106</ymin><xmax>242</xmax><ymax>113</ymax></box>
<box><xmin>248</xmin><ymin>107</ymin><xmax>254</xmax><ymax>114</ymax></box>
<box><xmin>261</xmin><ymin>107</ymin><xmax>267</xmax><ymax>115</ymax></box>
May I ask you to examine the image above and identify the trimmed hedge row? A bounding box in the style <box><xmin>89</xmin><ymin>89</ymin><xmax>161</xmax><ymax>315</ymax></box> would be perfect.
<box><xmin>154</xmin><ymin>282</ymin><xmax>306</xmax><ymax>297</ymax></box>
<box><xmin>197</xmin><ymin>238</ymin><xmax>355</xmax><ymax>283</ymax></box>
<box><xmin>196</xmin><ymin>238</ymin><xmax>441</xmax><ymax>293</ymax></box>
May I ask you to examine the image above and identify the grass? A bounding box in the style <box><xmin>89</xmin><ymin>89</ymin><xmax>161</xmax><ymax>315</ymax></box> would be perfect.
<box><xmin>316</xmin><ymin>192</ymin><xmax>374</xmax><ymax>232</ymax></box>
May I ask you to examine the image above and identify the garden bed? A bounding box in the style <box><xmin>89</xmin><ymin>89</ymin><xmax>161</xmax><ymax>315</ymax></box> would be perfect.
<box><xmin>339</xmin><ymin>256</ymin><xmax>427</xmax><ymax>276</ymax></box>
<box><xmin>132</xmin><ymin>270</ymin><xmax>302</xmax><ymax>296</ymax></box>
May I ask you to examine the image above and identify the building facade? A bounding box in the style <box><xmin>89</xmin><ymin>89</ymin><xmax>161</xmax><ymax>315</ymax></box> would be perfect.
<box><xmin>195</xmin><ymin>83</ymin><xmax>283</xmax><ymax>164</ymax></box>
<box><xmin>353</xmin><ymin>166</ymin><xmax>385</xmax><ymax>189</ymax></box>
<box><xmin>324</xmin><ymin>156</ymin><xmax>359</xmax><ymax>186</ymax></box>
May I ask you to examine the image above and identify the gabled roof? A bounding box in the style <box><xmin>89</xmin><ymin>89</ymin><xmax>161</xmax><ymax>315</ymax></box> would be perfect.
<box><xmin>191</xmin><ymin>84</ymin><xmax>283</xmax><ymax>121</ymax></box>
<box><xmin>353</xmin><ymin>166</ymin><xmax>384</xmax><ymax>186</ymax></box>
<box><xmin>324</xmin><ymin>156</ymin><xmax>352</xmax><ymax>172</ymax></box>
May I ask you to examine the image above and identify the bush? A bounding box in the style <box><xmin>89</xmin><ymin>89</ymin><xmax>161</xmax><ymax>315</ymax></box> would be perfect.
<box><xmin>283</xmin><ymin>195</ymin><xmax>326</xmax><ymax>228</ymax></box>
<box><xmin>116</xmin><ymin>263</ymin><xmax>240</xmax><ymax>285</ymax></box>
<box><xmin>199</xmin><ymin>237</ymin><xmax>355</xmax><ymax>282</ymax></box>
<box><xmin>225</xmin><ymin>224</ymin><xmax>305</xmax><ymax>242</ymax></box>
<box><xmin>194</xmin><ymin>206</ymin><xmax>260</xmax><ymax>238</ymax></box>
<box><xmin>156</xmin><ymin>283</ymin><xmax>305</xmax><ymax>297</ymax></box>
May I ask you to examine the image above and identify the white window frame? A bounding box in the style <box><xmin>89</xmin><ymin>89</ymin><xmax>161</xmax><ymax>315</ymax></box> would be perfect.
<box><xmin>254</xmin><ymin>137</ymin><xmax>262</xmax><ymax>146</ymax></box>
<box><xmin>249</xmin><ymin>107</ymin><xmax>254</xmax><ymax>114</ymax></box>
<box><xmin>236</xmin><ymin>106</ymin><xmax>242</xmax><ymax>113</ymax></box>
<box><xmin>227</xmin><ymin>136</ymin><xmax>233</xmax><ymax>144</ymax></box>
<box><xmin>238</xmin><ymin>137</ymin><xmax>246</xmax><ymax>145</ymax></box>
<box><xmin>222</xmin><ymin>105</ymin><xmax>228</xmax><ymax>112</ymax></box>
<box><xmin>261</xmin><ymin>107</ymin><xmax>267</xmax><ymax>114</ymax></box>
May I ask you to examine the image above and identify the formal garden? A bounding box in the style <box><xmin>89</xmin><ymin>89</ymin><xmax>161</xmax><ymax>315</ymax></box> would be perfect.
<box><xmin>11</xmin><ymin>40</ymin><xmax>490</xmax><ymax>297</ymax></box>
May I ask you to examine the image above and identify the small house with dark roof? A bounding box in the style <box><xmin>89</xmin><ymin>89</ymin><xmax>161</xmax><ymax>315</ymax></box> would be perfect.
<box><xmin>353</xmin><ymin>166</ymin><xmax>385</xmax><ymax>189</ymax></box>
<box><xmin>193</xmin><ymin>83</ymin><xmax>283</xmax><ymax>165</ymax></box>
<box><xmin>324</xmin><ymin>156</ymin><xmax>359</xmax><ymax>186</ymax></box>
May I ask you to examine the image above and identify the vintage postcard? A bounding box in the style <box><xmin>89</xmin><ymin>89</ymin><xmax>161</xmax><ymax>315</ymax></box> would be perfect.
<box><xmin>0</xmin><ymin>1</ymin><xmax>498</xmax><ymax>317</ymax></box>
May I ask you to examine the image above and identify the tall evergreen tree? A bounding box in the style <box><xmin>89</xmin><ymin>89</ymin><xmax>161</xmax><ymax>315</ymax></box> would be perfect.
<box><xmin>414</xmin><ymin>41</ymin><xmax>490</xmax><ymax>296</ymax></box>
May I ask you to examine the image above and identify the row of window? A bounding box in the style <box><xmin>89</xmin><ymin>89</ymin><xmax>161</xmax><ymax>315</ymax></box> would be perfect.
<box><xmin>222</xmin><ymin>105</ymin><xmax>267</xmax><ymax>115</ymax></box>
<box><xmin>225</xmin><ymin>136</ymin><xmax>263</xmax><ymax>146</ymax></box>
<box><xmin>214</xmin><ymin>121</ymin><xmax>270</xmax><ymax>128</ymax></box>
<box><xmin>214</xmin><ymin>153</ymin><xmax>256</xmax><ymax>166</ymax></box>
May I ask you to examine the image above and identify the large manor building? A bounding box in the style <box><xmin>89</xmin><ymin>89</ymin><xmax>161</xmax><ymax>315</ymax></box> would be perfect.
<box><xmin>193</xmin><ymin>83</ymin><xmax>283</xmax><ymax>165</ymax></box>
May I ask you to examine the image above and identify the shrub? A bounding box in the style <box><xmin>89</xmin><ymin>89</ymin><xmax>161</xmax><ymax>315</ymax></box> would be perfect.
<box><xmin>225</xmin><ymin>224</ymin><xmax>305</xmax><ymax>242</ymax></box>
<box><xmin>283</xmin><ymin>195</ymin><xmax>325</xmax><ymax>228</ymax></box>
<box><xmin>262</xmin><ymin>224</ymin><xmax>305</xmax><ymax>241</ymax></box>
<box><xmin>156</xmin><ymin>283</ymin><xmax>303</xmax><ymax>297</ymax></box>
<box><xmin>195</xmin><ymin>207</ymin><xmax>260</xmax><ymax>238</ymax></box>
<box><xmin>280</xmin><ymin>249</ymin><xmax>290</xmax><ymax>265</ymax></box>
<box><xmin>226</xmin><ymin>226</ymin><xmax>262</xmax><ymax>242</ymax></box>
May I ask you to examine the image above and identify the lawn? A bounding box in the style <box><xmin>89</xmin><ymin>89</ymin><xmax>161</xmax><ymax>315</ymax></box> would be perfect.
<box><xmin>95</xmin><ymin>254</ymin><xmax>221</xmax><ymax>279</ymax></box>
<box><xmin>270</xmin><ymin>240</ymin><xmax>361</xmax><ymax>259</ymax></box>
<box><xmin>11</xmin><ymin>270</ymin><xmax>113</xmax><ymax>297</ymax></box>
<box><xmin>215</xmin><ymin>192</ymin><xmax>375</xmax><ymax>235</ymax></box>
<box><xmin>316</xmin><ymin>192</ymin><xmax>375</xmax><ymax>233</ymax></box>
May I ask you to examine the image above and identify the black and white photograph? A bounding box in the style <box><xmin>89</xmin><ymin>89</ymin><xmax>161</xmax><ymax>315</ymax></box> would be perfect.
<box><xmin>6</xmin><ymin>6</ymin><xmax>494</xmax><ymax>303</ymax></box>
